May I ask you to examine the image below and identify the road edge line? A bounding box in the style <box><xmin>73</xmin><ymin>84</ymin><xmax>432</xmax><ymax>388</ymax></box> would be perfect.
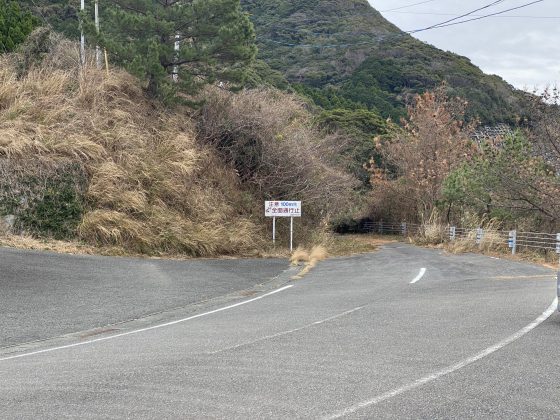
<box><xmin>0</xmin><ymin>285</ymin><xmax>294</xmax><ymax>363</ymax></box>
<box><xmin>325</xmin><ymin>297</ymin><xmax>558</xmax><ymax>419</ymax></box>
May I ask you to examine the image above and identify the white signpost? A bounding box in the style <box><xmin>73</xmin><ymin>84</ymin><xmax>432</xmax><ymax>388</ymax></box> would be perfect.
<box><xmin>265</xmin><ymin>201</ymin><xmax>301</xmax><ymax>251</ymax></box>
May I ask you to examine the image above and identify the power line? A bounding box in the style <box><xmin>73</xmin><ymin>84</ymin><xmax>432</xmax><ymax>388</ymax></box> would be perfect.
<box><xmin>410</xmin><ymin>0</ymin><xmax>546</xmax><ymax>32</ymax></box>
<box><xmin>380</xmin><ymin>0</ymin><xmax>438</xmax><ymax>12</ymax></box>
<box><xmin>409</xmin><ymin>0</ymin><xmax>507</xmax><ymax>33</ymax></box>
<box><xmin>387</xmin><ymin>10</ymin><xmax>560</xmax><ymax>19</ymax></box>
<box><xmin>259</xmin><ymin>0</ymin><xmax>547</xmax><ymax>49</ymax></box>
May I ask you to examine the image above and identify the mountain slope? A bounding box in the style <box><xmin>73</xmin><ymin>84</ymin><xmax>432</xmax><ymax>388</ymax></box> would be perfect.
<box><xmin>242</xmin><ymin>0</ymin><xmax>526</xmax><ymax>124</ymax></box>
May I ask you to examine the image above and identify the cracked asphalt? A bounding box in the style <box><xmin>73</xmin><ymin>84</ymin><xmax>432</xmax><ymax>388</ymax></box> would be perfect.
<box><xmin>1</xmin><ymin>243</ymin><xmax>559</xmax><ymax>419</ymax></box>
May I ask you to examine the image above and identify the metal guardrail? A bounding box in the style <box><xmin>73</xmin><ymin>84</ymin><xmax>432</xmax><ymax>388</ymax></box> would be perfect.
<box><xmin>363</xmin><ymin>221</ymin><xmax>560</xmax><ymax>256</ymax></box>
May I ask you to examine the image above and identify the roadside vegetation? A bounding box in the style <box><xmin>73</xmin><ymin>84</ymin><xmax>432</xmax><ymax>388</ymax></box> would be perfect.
<box><xmin>0</xmin><ymin>28</ymin><xmax>359</xmax><ymax>257</ymax></box>
<box><xmin>369</xmin><ymin>83</ymin><xmax>560</xmax><ymax>231</ymax></box>
<box><xmin>367</xmin><ymin>85</ymin><xmax>560</xmax><ymax>264</ymax></box>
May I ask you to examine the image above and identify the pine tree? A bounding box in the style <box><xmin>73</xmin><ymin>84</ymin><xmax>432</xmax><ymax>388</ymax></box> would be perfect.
<box><xmin>20</xmin><ymin>0</ymin><xmax>80</xmax><ymax>39</ymax></box>
<box><xmin>0</xmin><ymin>0</ymin><xmax>38</xmax><ymax>53</ymax></box>
<box><xmin>94</xmin><ymin>0</ymin><xmax>257</xmax><ymax>100</ymax></box>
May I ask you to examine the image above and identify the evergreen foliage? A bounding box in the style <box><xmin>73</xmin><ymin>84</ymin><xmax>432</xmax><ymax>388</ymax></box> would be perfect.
<box><xmin>92</xmin><ymin>0</ymin><xmax>257</xmax><ymax>100</ymax></box>
<box><xmin>442</xmin><ymin>132</ymin><xmax>560</xmax><ymax>227</ymax></box>
<box><xmin>19</xmin><ymin>0</ymin><xmax>79</xmax><ymax>39</ymax></box>
<box><xmin>316</xmin><ymin>108</ymin><xmax>387</xmax><ymax>186</ymax></box>
<box><xmin>0</xmin><ymin>0</ymin><xmax>38</xmax><ymax>52</ymax></box>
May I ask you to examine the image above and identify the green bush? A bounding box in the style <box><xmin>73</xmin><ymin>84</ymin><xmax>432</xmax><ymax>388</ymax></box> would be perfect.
<box><xmin>0</xmin><ymin>1</ymin><xmax>38</xmax><ymax>52</ymax></box>
<box><xmin>0</xmin><ymin>160</ymin><xmax>87</xmax><ymax>239</ymax></box>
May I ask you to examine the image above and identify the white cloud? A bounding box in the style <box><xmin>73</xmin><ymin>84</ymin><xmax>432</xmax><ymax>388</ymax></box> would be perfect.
<box><xmin>368</xmin><ymin>0</ymin><xmax>560</xmax><ymax>89</ymax></box>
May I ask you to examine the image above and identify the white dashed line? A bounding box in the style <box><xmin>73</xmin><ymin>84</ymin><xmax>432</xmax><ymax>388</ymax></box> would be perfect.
<box><xmin>410</xmin><ymin>268</ymin><xmax>426</xmax><ymax>284</ymax></box>
<box><xmin>208</xmin><ymin>306</ymin><xmax>363</xmax><ymax>355</ymax></box>
<box><xmin>324</xmin><ymin>297</ymin><xmax>558</xmax><ymax>419</ymax></box>
<box><xmin>0</xmin><ymin>285</ymin><xmax>294</xmax><ymax>362</ymax></box>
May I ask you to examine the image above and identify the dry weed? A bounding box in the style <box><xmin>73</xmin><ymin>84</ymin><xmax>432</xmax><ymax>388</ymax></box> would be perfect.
<box><xmin>0</xmin><ymin>233</ymin><xmax>97</xmax><ymax>255</ymax></box>
<box><xmin>0</xmin><ymin>34</ymin><xmax>263</xmax><ymax>256</ymax></box>
<box><xmin>291</xmin><ymin>245</ymin><xmax>329</xmax><ymax>279</ymax></box>
<box><xmin>198</xmin><ymin>88</ymin><xmax>359</xmax><ymax>223</ymax></box>
<box><xmin>413</xmin><ymin>210</ymin><xmax>449</xmax><ymax>245</ymax></box>
<box><xmin>290</xmin><ymin>247</ymin><xmax>310</xmax><ymax>266</ymax></box>
<box><xmin>446</xmin><ymin>217</ymin><xmax>505</xmax><ymax>254</ymax></box>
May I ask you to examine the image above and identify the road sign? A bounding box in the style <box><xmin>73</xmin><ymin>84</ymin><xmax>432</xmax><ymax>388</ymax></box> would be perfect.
<box><xmin>265</xmin><ymin>201</ymin><xmax>301</xmax><ymax>251</ymax></box>
<box><xmin>265</xmin><ymin>201</ymin><xmax>301</xmax><ymax>218</ymax></box>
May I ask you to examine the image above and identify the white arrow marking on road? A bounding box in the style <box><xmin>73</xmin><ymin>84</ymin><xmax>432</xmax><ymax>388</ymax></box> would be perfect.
<box><xmin>324</xmin><ymin>297</ymin><xmax>558</xmax><ymax>419</ymax></box>
<box><xmin>0</xmin><ymin>285</ymin><xmax>294</xmax><ymax>363</ymax></box>
<box><xmin>410</xmin><ymin>268</ymin><xmax>426</xmax><ymax>284</ymax></box>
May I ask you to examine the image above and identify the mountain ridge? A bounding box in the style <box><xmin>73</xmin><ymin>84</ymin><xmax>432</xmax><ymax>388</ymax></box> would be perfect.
<box><xmin>242</xmin><ymin>0</ymin><xmax>526</xmax><ymax>125</ymax></box>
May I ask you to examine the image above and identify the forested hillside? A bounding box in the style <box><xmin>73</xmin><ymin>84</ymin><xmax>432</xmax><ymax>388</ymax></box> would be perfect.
<box><xmin>242</xmin><ymin>0</ymin><xmax>527</xmax><ymax>125</ymax></box>
<box><xmin>2</xmin><ymin>0</ymin><xmax>560</xmax><ymax>256</ymax></box>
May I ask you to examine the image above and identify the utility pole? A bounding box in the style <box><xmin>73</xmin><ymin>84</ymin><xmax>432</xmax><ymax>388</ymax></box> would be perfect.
<box><xmin>173</xmin><ymin>33</ymin><xmax>180</xmax><ymax>82</ymax></box>
<box><xmin>95</xmin><ymin>0</ymin><xmax>101</xmax><ymax>69</ymax></box>
<box><xmin>80</xmin><ymin>0</ymin><xmax>86</xmax><ymax>66</ymax></box>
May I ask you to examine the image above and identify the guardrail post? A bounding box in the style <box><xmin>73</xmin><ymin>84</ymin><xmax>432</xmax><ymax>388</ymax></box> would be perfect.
<box><xmin>556</xmin><ymin>233</ymin><xmax>560</xmax><ymax>255</ymax></box>
<box><xmin>378</xmin><ymin>221</ymin><xmax>383</xmax><ymax>234</ymax></box>
<box><xmin>401</xmin><ymin>222</ymin><xmax>407</xmax><ymax>236</ymax></box>
<box><xmin>508</xmin><ymin>230</ymin><xmax>517</xmax><ymax>255</ymax></box>
<box><xmin>476</xmin><ymin>228</ymin><xmax>484</xmax><ymax>245</ymax></box>
<box><xmin>449</xmin><ymin>226</ymin><xmax>456</xmax><ymax>241</ymax></box>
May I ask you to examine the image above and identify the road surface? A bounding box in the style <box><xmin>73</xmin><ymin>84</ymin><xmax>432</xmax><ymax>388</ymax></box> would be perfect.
<box><xmin>1</xmin><ymin>244</ymin><xmax>559</xmax><ymax>419</ymax></box>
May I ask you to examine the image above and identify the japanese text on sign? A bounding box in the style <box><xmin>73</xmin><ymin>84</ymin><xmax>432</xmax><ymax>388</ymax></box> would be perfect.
<box><xmin>265</xmin><ymin>201</ymin><xmax>301</xmax><ymax>217</ymax></box>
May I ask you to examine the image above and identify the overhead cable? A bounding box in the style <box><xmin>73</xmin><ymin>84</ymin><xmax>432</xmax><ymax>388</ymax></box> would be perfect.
<box><xmin>409</xmin><ymin>0</ymin><xmax>507</xmax><ymax>33</ymax></box>
<box><xmin>410</xmin><ymin>0</ymin><xmax>545</xmax><ymax>32</ymax></box>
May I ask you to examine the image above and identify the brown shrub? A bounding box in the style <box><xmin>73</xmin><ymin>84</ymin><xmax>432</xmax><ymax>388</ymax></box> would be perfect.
<box><xmin>368</xmin><ymin>86</ymin><xmax>477</xmax><ymax>224</ymax></box>
<box><xmin>197</xmin><ymin>88</ymin><xmax>359</xmax><ymax>225</ymax></box>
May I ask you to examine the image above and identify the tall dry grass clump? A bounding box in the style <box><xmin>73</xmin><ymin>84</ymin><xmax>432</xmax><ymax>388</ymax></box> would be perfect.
<box><xmin>290</xmin><ymin>245</ymin><xmax>329</xmax><ymax>279</ymax></box>
<box><xmin>447</xmin><ymin>216</ymin><xmax>506</xmax><ymax>254</ymax></box>
<box><xmin>412</xmin><ymin>210</ymin><xmax>449</xmax><ymax>245</ymax></box>
<box><xmin>0</xmin><ymin>30</ymin><xmax>262</xmax><ymax>255</ymax></box>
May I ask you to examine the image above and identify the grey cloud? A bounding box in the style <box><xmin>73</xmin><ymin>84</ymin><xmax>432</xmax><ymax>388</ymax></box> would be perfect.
<box><xmin>369</xmin><ymin>0</ymin><xmax>559</xmax><ymax>89</ymax></box>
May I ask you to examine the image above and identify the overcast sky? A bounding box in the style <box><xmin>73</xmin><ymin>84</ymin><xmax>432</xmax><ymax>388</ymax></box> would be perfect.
<box><xmin>368</xmin><ymin>0</ymin><xmax>560</xmax><ymax>90</ymax></box>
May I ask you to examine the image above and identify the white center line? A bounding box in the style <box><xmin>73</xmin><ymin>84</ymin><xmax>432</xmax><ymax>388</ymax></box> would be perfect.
<box><xmin>410</xmin><ymin>268</ymin><xmax>427</xmax><ymax>284</ymax></box>
<box><xmin>0</xmin><ymin>285</ymin><xmax>294</xmax><ymax>363</ymax></box>
<box><xmin>208</xmin><ymin>306</ymin><xmax>363</xmax><ymax>355</ymax></box>
<box><xmin>324</xmin><ymin>297</ymin><xmax>558</xmax><ymax>419</ymax></box>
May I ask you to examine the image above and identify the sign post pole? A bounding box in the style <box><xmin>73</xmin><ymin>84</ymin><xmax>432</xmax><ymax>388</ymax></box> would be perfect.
<box><xmin>290</xmin><ymin>217</ymin><xmax>294</xmax><ymax>252</ymax></box>
<box><xmin>272</xmin><ymin>217</ymin><xmax>276</xmax><ymax>246</ymax></box>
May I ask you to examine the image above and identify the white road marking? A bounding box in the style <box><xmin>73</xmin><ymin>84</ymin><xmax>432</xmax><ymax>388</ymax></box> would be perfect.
<box><xmin>410</xmin><ymin>268</ymin><xmax>426</xmax><ymax>284</ymax></box>
<box><xmin>208</xmin><ymin>306</ymin><xmax>363</xmax><ymax>355</ymax></box>
<box><xmin>0</xmin><ymin>285</ymin><xmax>294</xmax><ymax>363</ymax></box>
<box><xmin>325</xmin><ymin>297</ymin><xmax>558</xmax><ymax>419</ymax></box>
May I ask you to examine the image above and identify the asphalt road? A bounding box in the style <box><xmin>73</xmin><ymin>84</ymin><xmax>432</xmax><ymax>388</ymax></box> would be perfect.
<box><xmin>0</xmin><ymin>247</ymin><xmax>288</xmax><ymax>348</ymax></box>
<box><xmin>1</xmin><ymin>243</ymin><xmax>559</xmax><ymax>419</ymax></box>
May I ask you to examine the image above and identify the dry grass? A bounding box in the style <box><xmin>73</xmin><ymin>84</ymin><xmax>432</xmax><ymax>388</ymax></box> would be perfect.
<box><xmin>0</xmin><ymin>32</ymin><xmax>264</xmax><ymax>256</ymax></box>
<box><xmin>323</xmin><ymin>234</ymin><xmax>394</xmax><ymax>256</ymax></box>
<box><xmin>290</xmin><ymin>247</ymin><xmax>310</xmax><ymax>266</ymax></box>
<box><xmin>291</xmin><ymin>245</ymin><xmax>329</xmax><ymax>279</ymax></box>
<box><xmin>0</xmin><ymin>233</ymin><xmax>98</xmax><ymax>255</ymax></box>
<box><xmin>446</xmin><ymin>230</ymin><xmax>507</xmax><ymax>254</ymax></box>
<box><xmin>445</xmin><ymin>217</ymin><xmax>505</xmax><ymax>254</ymax></box>
<box><xmin>413</xmin><ymin>210</ymin><xmax>449</xmax><ymax>245</ymax></box>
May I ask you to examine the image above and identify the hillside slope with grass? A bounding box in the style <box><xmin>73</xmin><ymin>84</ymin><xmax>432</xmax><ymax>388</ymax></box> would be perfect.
<box><xmin>242</xmin><ymin>0</ymin><xmax>527</xmax><ymax>125</ymax></box>
<box><xmin>0</xmin><ymin>29</ymin><xmax>357</xmax><ymax>256</ymax></box>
